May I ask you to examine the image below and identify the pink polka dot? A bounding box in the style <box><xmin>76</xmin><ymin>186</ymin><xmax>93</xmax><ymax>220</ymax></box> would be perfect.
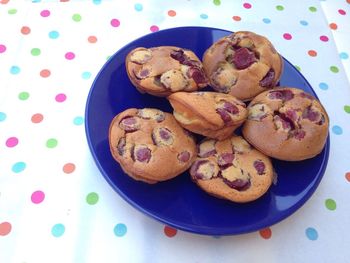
<box><xmin>283</xmin><ymin>33</ymin><xmax>292</xmax><ymax>40</ymax></box>
<box><xmin>150</xmin><ymin>25</ymin><xmax>159</xmax><ymax>32</ymax></box>
<box><xmin>40</xmin><ymin>10</ymin><xmax>50</xmax><ymax>17</ymax></box>
<box><xmin>0</xmin><ymin>44</ymin><xmax>6</xmax><ymax>53</ymax></box>
<box><xmin>110</xmin><ymin>19</ymin><xmax>120</xmax><ymax>27</ymax></box>
<box><xmin>243</xmin><ymin>2</ymin><xmax>252</xmax><ymax>9</ymax></box>
<box><xmin>338</xmin><ymin>9</ymin><xmax>346</xmax><ymax>15</ymax></box>
<box><xmin>6</xmin><ymin>137</ymin><xmax>18</xmax><ymax>147</ymax></box>
<box><xmin>55</xmin><ymin>93</ymin><xmax>67</xmax><ymax>102</ymax></box>
<box><xmin>31</xmin><ymin>190</ymin><xmax>45</xmax><ymax>204</ymax></box>
<box><xmin>320</xmin><ymin>35</ymin><xmax>329</xmax><ymax>42</ymax></box>
<box><xmin>65</xmin><ymin>52</ymin><xmax>75</xmax><ymax>60</ymax></box>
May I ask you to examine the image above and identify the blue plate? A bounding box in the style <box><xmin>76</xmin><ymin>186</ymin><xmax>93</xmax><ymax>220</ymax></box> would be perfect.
<box><xmin>85</xmin><ymin>27</ymin><xmax>330</xmax><ymax>235</ymax></box>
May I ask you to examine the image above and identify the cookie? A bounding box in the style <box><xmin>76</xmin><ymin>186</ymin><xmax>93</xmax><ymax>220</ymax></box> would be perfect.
<box><xmin>242</xmin><ymin>87</ymin><xmax>329</xmax><ymax>161</ymax></box>
<box><xmin>189</xmin><ymin>135</ymin><xmax>274</xmax><ymax>203</ymax></box>
<box><xmin>125</xmin><ymin>46</ymin><xmax>208</xmax><ymax>97</ymax></box>
<box><xmin>168</xmin><ymin>91</ymin><xmax>247</xmax><ymax>140</ymax></box>
<box><xmin>109</xmin><ymin>108</ymin><xmax>197</xmax><ymax>183</ymax></box>
<box><xmin>202</xmin><ymin>31</ymin><xmax>283</xmax><ymax>101</ymax></box>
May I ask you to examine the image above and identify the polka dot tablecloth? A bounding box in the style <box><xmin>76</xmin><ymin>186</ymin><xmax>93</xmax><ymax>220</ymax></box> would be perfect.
<box><xmin>1</xmin><ymin>1</ymin><xmax>350</xmax><ymax>262</ymax></box>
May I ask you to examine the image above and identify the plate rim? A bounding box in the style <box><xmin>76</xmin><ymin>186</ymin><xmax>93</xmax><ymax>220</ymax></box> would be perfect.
<box><xmin>84</xmin><ymin>26</ymin><xmax>330</xmax><ymax>236</ymax></box>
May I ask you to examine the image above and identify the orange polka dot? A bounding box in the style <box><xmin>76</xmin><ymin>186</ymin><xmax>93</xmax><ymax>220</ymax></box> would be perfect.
<box><xmin>21</xmin><ymin>26</ymin><xmax>31</xmax><ymax>35</ymax></box>
<box><xmin>167</xmin><ymin>10</ymin><xmax>176</xmax><ymax>17</ymax></box>
<box><xmin>0</xmin><ymin>222</ymin><xmax>12</xmax><ymax>236</ymax></box>
<box><xmin>259</xmin><ymin>227</ymin><xmax>272</xmax><ymax>239</ymax></box>
<box><xmin>329</xmin><ymin>23</ymin><xmax>338</xmax><ymax>30</ymax></box>
<box><xmin>232</xmin><ymin>16</ymin><xmax>241</xmax><ymax>21</ymax></box>
<box><xmin>40</xmin><ymin>69</ymin><xmax>51</xmax><ymax>78</ymax></box>
<box><xmin>63</xmin><ymin>163</ymin><xmax>76</xmax><ymax>174</ymax></box>
<box><xmin>0</xmin><ymin>0</ymin><xmax>9</xmax><ymax>4</ymax></box>
<box><xmin>31</xmin><ymin>113</ymin><xmax>44</xmax><ymax>123</ymax></box>
<box><xmin>345</xmin><ymin>172</ymin><xmax>350</xmax><ymax>182</ymax></box>
<box><xmin>347</xmin><ymin>0</ymin><xmax>350</xmax><ymax>4</ymax></box>
<box><xmin>164</xmin><ymin>226</ymin><xmax>177</xmax><ymax>237</ymax></box>
<box><xmin>88</xmin><ymin>36</ymin><xmax>97</xmax><ymax>43</ymax></box>
<box><xmin>308</xmin><ymin>50</ymin><xmax>317</xmax><ymax>57</ymax></box>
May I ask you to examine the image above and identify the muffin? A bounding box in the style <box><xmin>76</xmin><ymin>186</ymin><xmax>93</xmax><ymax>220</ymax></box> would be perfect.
<box><xmin>168</xmin><ymin>91</ymin><xmax>247</xmax><ymax>140</ymax></box>
<box><xmin>190</xmin><ymin>135</ymin><xmax>274</xmax><ymax>203</ymax></box>
<box><xmin>242</xmin><ymin>87</ymin><xmax>329</xmax><ymax>161</ymax></box>
<box><xmin>125</xmin><ymin>46</ymin><xmax>208</xmax><ymax>97</ymax></box>
<box><xmin>109</xmin><ymin>108</ymin><xmax>197</xmax><ymax>183</ymax></box>
<box><xmin>202</xmin><ymin>31</ymin><xmax>283</xmax><ymax>101</ymax></box>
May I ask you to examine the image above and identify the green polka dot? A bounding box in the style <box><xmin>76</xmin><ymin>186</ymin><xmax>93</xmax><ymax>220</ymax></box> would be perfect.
<box><xmin>330</xmin><ymin>66</ymin><xmax>339</xmax><ymax>73</ymax></box>
<box><xmin>276</xmin><ymin>5</ymin><xmax>284</xmax><ymax>11</ymax></box>
<box><xmin>46</xmin><ymin>138</ymin><xmax>58</xmax><ymax>148</ymax></box>
<box><xmin>309</xmin><ymin>6</ymin><xmax>317</xmax><ymax>12</ymax></box>
<box><xmin>344</xmin><ymin>105</ymin><xmax>350</xmax><ymax>113</ymax></box>
<box><xmin>325</xmin><ymin>198</ymin><xmax>336</xmax><ymax>210</ymax></box>
<box><xmin>18</xmin><ymin>91</ymin><xmax>30</xmax><ymax>100</ymax></box>
<box><xmin>213</xmin><ymin>0</ymin><xmax>221</xmax><ymax>6</ymax></box>
<box><xmin>8</xmin><ymin>9</ymin><xmax>17</xmax><ymax>14</ymax></box>
<box><xmin>86</xmin><ymin>192</ymin><xmax>99</xmax><ymax>205</ymax></box>
<box><xmin>72</xmin><ymin>14</ymin><xmax>82</xmax><ymax>22</ymax></box>
<box><xmin>31</xmin><ymin>48</ymin><xmax>41</xmax><ymax>56</ymax></box>
<box><xmin>295</xmin><ymin>65</ymin><xmax>301</xmax><ymax>71</ymax></box>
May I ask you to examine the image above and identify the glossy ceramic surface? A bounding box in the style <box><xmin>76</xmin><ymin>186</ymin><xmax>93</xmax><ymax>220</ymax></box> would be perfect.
<box><xmin>85</xmin><ymin>27</ymin><xmax>330</xmax><ymax>235</ymax></box>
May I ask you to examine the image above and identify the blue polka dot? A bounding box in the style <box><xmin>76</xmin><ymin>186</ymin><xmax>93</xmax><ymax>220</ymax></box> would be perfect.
<box><xmin>332</xmin><ymin>125</ymin><xmax>343</xmax><ymax>135</ymax></box>
<box><xmin>200</xmin><ymin>13</ymin><xmax>208</xmax><ymax>19</ymax></box>
<box><xmin>300</xmin><ymin>20</ymin><xmax>309</xmax><ymax>26</ymax></box>
<box><xmin>82</xmin><ymin>71</ymin><xmax>91</xmax><ymax>79</ymax></box>
<box><xmin>114</xmin><ymin>223</ymin><xmax>127</xmax><ymax>237</ymax></box>
<box><xmin>48</xmin><ymin>31</ymin><xmax>59</xmax><ymax>39</ymax></box>
<box><xmin>262</xmin><ymin>18</ymin><xmax>271</xmax><ymax>24</ymax></box>
<box><xmin>51</xmin><ymin>223</ymin><xmax>65</xmax><ymax>237</ymax></box>
<box><xmin>0</xmin><ymin>112</ymin><xmax>6</xmax><ymax>121</ymax></box>
<box><xmin>12</xmin><ymin>162</ymin><xmax>26</xmax><ymax>173</ymax></box>
<box><xmin>93</xmin><ymin>0</ymin><xmax>101</xmax><ymax>4</ymax></box>
<box><xmin>73</xmin><ymin>116</ymin><xmax>84</xmax><ymax>125</ymax></box>
<box><xmin>339</xmin><ymin>52</ymin><xmax>349</xmax><ymax>59</ymax></box>
<box><xmin>318</xmin><ymin>82</ymin><xmax>329</xmax><ymax>90</ymax></box>
<box><xmin>10</xmin><ymin>66</ymin><xmax>20</xmax><ymax>75</ymax></box>
<box><xmin>305</xmin><ymin>227</ymin><xmax>318</xmax><ymax>240</ymax></box>
<box><xmin>134</xmin><ymin>3</ymin><xmax>143</xmax><ymax>11</ymax></box>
